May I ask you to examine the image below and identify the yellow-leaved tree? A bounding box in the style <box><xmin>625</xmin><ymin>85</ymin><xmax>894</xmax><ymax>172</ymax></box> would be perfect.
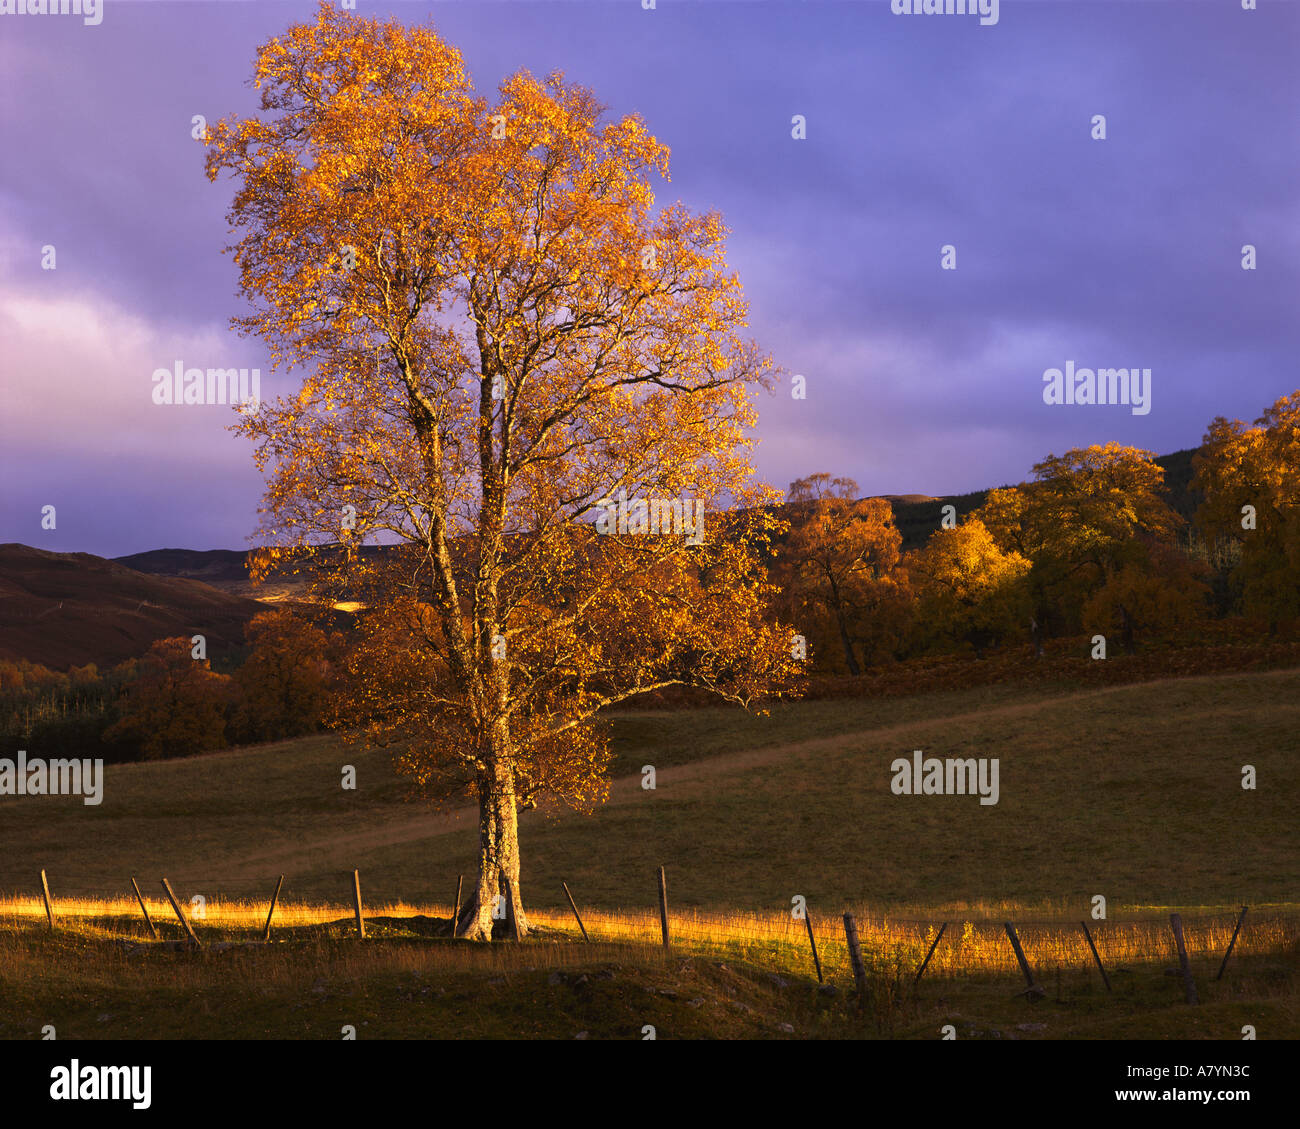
<box><xmin>206</xmin><ymin>3</ymin><xmax>799</xmax><ymax>939</ymax></box>
<box><xmin>1192</xmin><ymin>392</ymin><xmax>1300</xmax><ymax>629</ymax></box>
<box><xmin>906</xmin><ymin>518</ymin><xmax>1030</xmax><ymax>657</ymax></box>
<box><xmin>975</xmin><ymin>444</ymin><xmax>1183</xmax><ymax>640</ymax></box>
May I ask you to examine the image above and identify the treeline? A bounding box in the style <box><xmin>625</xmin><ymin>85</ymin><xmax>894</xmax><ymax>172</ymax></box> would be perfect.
<box><xmin>0</xmin><ymin>610</ymin><xmax>336</xmax><ymax>763</ymax></box>
<box><xmin>779</xmin><ymin>391</ymin><xmax>1299</xmax><ymax>674</ymax></box>
<box><xmin>4</xmin><ymin>392</ymin><xmax>1294</xmax><ymax>758</ymax></box>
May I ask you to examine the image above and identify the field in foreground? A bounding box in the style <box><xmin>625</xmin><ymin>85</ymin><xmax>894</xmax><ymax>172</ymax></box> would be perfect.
<box><xmin>0</xmin><ymin>900</ymin><xmax>1295</xmax><ymax>1040</ymax></box>
<box><xmin>0</xmin><ymin>667</ymin><xmax>1296</xmax><ymax>916</ymax></box>
<box><xmin>0</xmin><ymin>665</ymin><xmax>1297</xmax><ymax>1038</ymax></box>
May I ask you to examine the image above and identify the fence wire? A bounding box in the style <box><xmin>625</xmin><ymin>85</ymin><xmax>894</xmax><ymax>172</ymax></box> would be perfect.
<box><xmin>0</xmin><ymin>868</ymin><xmax>1291</xmax><ymax>983</ymax></box>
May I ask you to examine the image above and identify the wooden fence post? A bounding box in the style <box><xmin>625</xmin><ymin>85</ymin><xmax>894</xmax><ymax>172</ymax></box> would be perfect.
<box><xmin>160</xmin><ymin>878</ymin><xmax>201</xmax><ymax>948</ymax></box>
<box><xmin>262</xmin><ymin>875</ymin><xmax>285</xmax><ymax>942</ymax></box>
<box><xmin>1170</xmin><ymin>913</ymin><xmax>1198</xmax><ymax>1004</ymax></box>
<box><xmin>1003</xmin><ymin>922</ymin><xmax>1044</xmax><ymax>1000</ymax></box>
<box><xmin>842</xmin><ymin>913</ymin><xmax>869</xmax><ymax>1007</ymax></box>
<box><xmin>451</xmin><ymin>874</ymin><xmax>463</xmax><ymax>936</ymax></box>
<box><xmin>39</xmin><ymin>869</ymin><xmax>54</xmax><ymax>931</ymax></box>
<box><xmin>657</xmin><ymin>867</ymin><xmax>670</xmax><ymax>949</ymax></box>
<box><xmin>130</xmin><ymin>877</ymin><xmax>157</xmax><ymax>939</ymax></box>
<box><xmin>1079</xmin><ymin>920</ymin><xmax>1111</xmax><ymax>992</ymax></box>
<box><xmin>351</xmin><ymin>870</ymin><xmax>365</xmax><ymax>939</ymax></box>
<box><xmin>804</xmin><ymin>909</ymin><xmax>823</xmax><ymax>984</ymax></box>
<box><xmin>562</xmin><ymin>882</ymin><xmax>590</xmax><ymax>942</ymax></box>
<box><xmin>915</xmin><ymin>922</ymin><xmax>947</xmax><ymax>985</ymax></box>
<box><xmin>1215</xmin><ymin>907</ymin><xmax>1248</xmax><ymax>982</ymax></box>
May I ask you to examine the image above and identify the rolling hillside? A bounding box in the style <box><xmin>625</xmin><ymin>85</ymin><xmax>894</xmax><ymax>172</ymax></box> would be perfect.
<box><xmin>0</xmin><ymin>544</ymin><xmax>269</xmax><ymax>670</ymax></box>
<box><xmin>111</xmin><ymin>548</ymin><xmax>257</xmax><ymax>594</ymax></box>
<box><xmin>2</xmin><ymin>667</ymin><xmax>1292</xmax><ymax>913</ymax></box>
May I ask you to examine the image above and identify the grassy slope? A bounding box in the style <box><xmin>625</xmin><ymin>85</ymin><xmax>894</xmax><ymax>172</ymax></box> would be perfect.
<box><xmin>2</xmin><ymin>666</ymin><xmax>1297</xmax><ymax>1040</ymax></box>
<box><xmin>1</xmin><ymin>668</ymin><xmax>1296</xmax><ymax>917</ymax></box>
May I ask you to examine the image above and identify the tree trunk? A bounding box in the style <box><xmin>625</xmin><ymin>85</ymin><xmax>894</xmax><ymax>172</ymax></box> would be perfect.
<box><xmin>1029</xmin><ymin>616</ymin><xmax>1044</xmax><ymax>657</ymax></box>
<box><xmin>836</xmin><ymin>612</ymin><xmax>861</xmax><ymax>676</ymax></box>
<box><xmin>455</xmin><ymin>753</ymin><xmax>528</xmax><ymax>941</ymax></box>
<box><xmin>1119</xmin><ymin>604</ymin><xmax>1136</xmax><ymax>655</ymax></box>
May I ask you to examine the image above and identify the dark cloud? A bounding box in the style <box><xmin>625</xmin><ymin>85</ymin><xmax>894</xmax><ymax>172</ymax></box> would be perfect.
<box><xmin>2</xmin><ymin>0</ymin><xmax>1295</xmax><ymax>555</ymax></box>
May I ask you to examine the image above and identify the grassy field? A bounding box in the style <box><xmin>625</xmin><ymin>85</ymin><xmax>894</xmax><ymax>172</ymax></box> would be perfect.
<box><xmin>1</xmin><ymin>666</ymin><xmax>1297</xmax><ymax>1038</ymax></box>
<box><xmin>0</xmin><ymin>901</ymin><xmax>1294</xmax><ymax>1040</ymax></box>
<box><xmin>1</xmin><ymin>667</ymin><xmax>1296</xmax><ymax>915</ymax></box>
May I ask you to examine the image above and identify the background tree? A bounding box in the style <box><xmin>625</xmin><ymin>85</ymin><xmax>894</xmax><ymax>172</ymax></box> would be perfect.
<box><xmin>207</xmin><ymin>3</ymin><xmax>799</xmax><ymax>940</ymax></box>
<box><xmin>976</xmin><ymin>443</ymin><xmax>1182</xmax><ymax>638</ymax></box>
<box><xmin>233</xmin><ymin>609</ymin><xmax>331</xmax><ymax>742</ymax></box>
<box><xmin>906</xmin><ymin>517</ymin><xmax>1030</xmax><ymax>657</ymax></box>
<box><xmin>104</xmin><ymin>637</ymin><xmax>229</xmax><ymax>760</ymax></box>
<box><xmin>1192</xmin><ymin>391</ymin><xmax>1300</xmax><ymax>629</ymax></box>
<box><xmin>1081</xmin><ymin>544</ymin><xmax>1209</xmax><ymax>654</ymax></box>
<box><xmin>779</xmin><ymin>475</ymin><xmax>911</xmax><ymax>674</ymax></box>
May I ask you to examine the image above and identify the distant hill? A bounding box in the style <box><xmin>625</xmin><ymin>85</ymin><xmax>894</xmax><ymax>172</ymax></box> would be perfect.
<box><xmin>0</xmin><ymin>544</ymin><xmax>269</xmax><ymax>670</ymax></box>
<box><xmin>1154</xmin><ymin>447</ymin><xmax>1199</xmax><ymax>522</ymax></box>
<box><xmin>113</xmin><ymin>547</ymin><xmax>295</xmax><ymax>599</ymax></box>
<box><xmin>113</xmin><ymin>543</ymin><xmax>397</xmax><ymax>600</ymax></box>
<box><xmin>112</xmin><ymin>547</ymin><xmax>253</xmax><ymax>589</ymax></box>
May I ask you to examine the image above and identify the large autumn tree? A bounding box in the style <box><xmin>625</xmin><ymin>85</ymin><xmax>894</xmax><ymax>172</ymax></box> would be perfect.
<box><xmin>206</xmin><ymin>4</ymin><xmax>797</xmax><ymax>939</ymax></box>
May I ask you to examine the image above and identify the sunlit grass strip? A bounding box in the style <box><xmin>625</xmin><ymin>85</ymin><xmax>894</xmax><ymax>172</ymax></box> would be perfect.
<box><xmin>529</xmin><ymin>906</ymin><xmax>1299</xmax><ymax>978</ymax></box>
<box><xmin>1</xmin><ymin>896</ymin><xmax>1293</xmax><ymax>984</ymax></box>
<box><xmin>0</xmin><ymin>895</ymin><xmax>427</xmax><ymax>930</ymax></box>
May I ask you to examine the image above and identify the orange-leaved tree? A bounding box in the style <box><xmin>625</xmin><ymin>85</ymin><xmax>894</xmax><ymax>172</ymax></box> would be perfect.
<box><xmin>1192</xmin><ymin>391</ymin><xmax>1300</xmax><ymax>629</ymax></box>
<box><xmin>1080</xmin><ymin>543</ymin><xmax>1209</xmax><ymax>654</ymax></box>
<box><xmin>233</xmin><ymin>609</ymin><xmax>332</xmax><ymax>742</ymax></box>
<box><xmin>206</xmin><ymin>3</ymin><xmax>799</xmax><ymax>939</ymax></box>
<box><xmin>779</xmin><ymin>475</ymin><xmax>911</xmax><ymax>674</ymax></box>
<box><xmin>104</xmin><ymin>637</ymin><xmax>230</xmax><ymax>760</ymax></box>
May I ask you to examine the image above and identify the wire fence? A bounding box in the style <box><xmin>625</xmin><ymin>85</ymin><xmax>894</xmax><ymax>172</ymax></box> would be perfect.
<box><xmin>1</xmin><ymin>867</ymin><xmax>1293</xmax><ymax>985</ymax></box>
<box><xmin>533</xmin><ymin>904</ymin><xmax>1296</xmax><ymax>978</ymax></box>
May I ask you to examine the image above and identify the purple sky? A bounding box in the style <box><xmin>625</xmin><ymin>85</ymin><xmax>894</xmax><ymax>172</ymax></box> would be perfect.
<box><xmin>2</xmin><ymin>0</ymin><xmax>1297</xmax><ymax>558</ymax></box>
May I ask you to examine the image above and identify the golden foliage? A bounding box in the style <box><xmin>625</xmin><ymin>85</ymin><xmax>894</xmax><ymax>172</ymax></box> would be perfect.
<box><xmin>779</xmin><ymin>476</ymin><xmax>913</xmax><ymax>674</ymax></box>
<box><xmin>204</xmin><ymin>2</ymin><xmax>800</xmax><ymax>923</ymax></box>
<box><xmin>974</xmin><ymin>443</ymin><xmax>1182</xmax><ymax>635</ymax></box>
<box><xmin>233</xmin><ymin>609</ymin><xmax>332</xmax><ymax>742</ymax></box>
<box><xmin>104</xmin><ymin>637</ymin><xmax>229</xmax><ymax>760</ymax></box>
<box><xmin>1192</xmin><ymin>391</ymin><xmax>1300</xmax><ymax>626</ymax></box>
<box><xmin>906</xmin><ymin>517</ymin><xmax>1031</xmax><ymax>656</ymax></box>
